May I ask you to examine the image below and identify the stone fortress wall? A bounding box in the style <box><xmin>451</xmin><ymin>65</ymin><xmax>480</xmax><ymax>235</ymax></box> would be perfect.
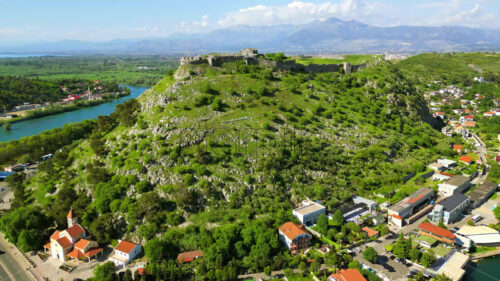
<box><xmin>180</xmin><ymin>48</ymin><xmax>366</xmax><ymax>74</ymax></box>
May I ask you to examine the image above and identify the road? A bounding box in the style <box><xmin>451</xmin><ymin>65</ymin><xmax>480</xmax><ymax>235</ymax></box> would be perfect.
<box><xmin>0</xmin><ymin>235</ymin><xmax>35</xmax><ymax>281</ymax></box>
<box><xmin>470</xmin><ymin>133</ymin><xmax>489</xmax><ymax>185</ymax></box>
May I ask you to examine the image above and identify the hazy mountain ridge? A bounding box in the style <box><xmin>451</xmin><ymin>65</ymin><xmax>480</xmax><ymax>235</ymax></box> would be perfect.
<box><xmin>1</xmin><ymin>17</ymin><xmax>500</xmax><ymax>55</ymax></box>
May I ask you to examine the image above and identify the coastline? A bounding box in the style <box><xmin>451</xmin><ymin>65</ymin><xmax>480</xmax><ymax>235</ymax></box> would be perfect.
<box><xmin>0</xmin><ymin>91</ymin><xmax>130</xmax><ymax>126</ymax></box>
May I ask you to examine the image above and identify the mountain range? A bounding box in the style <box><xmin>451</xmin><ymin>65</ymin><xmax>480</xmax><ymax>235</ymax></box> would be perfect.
<box><xmin>2</xmin><ymin>17</ymin><xmax>500</xmax><ymax>55</ymax></box>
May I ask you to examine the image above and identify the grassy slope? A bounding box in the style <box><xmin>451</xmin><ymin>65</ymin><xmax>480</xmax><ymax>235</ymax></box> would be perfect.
<box><xmin>296</xmin><ymin>55</ymin><xmax>381</xmax><ymax>65</ymax></box>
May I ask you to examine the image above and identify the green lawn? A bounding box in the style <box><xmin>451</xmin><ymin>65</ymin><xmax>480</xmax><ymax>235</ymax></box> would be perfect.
<box><xmin>431</xmin><ymin>245</ymin><xmax>452</xmax><ymax>257</ymax></box>
<box><xmin>472</xmin><ymin>246</ymin><xmax>497</xmax><ymax>254</ymax></box>
<box><xmin>415</xmin><ymin>235</ymin><xmax>437</xmax><ymax>246</ymax></box>
<box><xmin>295</xmin><ymin>54</ymin><xmax>380</xmax><ymax>65</ymax></box>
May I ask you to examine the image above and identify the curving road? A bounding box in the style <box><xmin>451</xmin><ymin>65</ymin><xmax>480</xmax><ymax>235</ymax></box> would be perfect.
<box><xmin>0</xmin><ymin>237</ymin><xmax>34</xmax><ymax>281</ymax></box>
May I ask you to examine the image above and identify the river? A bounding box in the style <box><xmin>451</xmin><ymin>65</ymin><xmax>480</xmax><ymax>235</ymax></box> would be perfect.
<box><xmin>0</xmin><ymin>86</ymin><xmax>148</xmax><ymax>142</ymax></box>
<box><xmin>464</xmin><ymin>256</ymin><xmax>500</xmax><ymax>281</ymax></box>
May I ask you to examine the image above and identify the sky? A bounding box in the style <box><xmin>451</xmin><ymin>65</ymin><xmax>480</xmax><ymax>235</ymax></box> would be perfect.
<box><xmin>0</xmin><ymin>0</ymin><xmax>499</xmax><ymax>44</ymax></box>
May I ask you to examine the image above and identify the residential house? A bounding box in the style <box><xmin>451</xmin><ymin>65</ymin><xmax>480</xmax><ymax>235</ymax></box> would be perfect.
<box><xmin>418</xmin><ymin>222</ymin><xmax>456</xmax><ymax>244</ymax></box>
<box><xmin>434</xmin><ymin>112</ymin><xmax>446</xmax><ymax>119</ymax></box>
<box><xmin>432</xmin><ymin>172</ymin><xmax>453</xmax><ymax>182</ymax></box>
<box><xmin>437</xmin><ymin>159</ymin><xmax>456</xmax><ymax>169</ymax></box>
<box><xmin>292</xmin><ymin>202</ymin><xmax>326</xmax><ymax>226</ymax></box>
<box><xmin>438</xmin><ymin>176</ymin><xmax>470</xmax><ymax>197</ymax></box>
<box><xmin>362</xmin><ymin>227</ymin><xmax>379</xmax><ymax>239</ymax></box>
<box><xmin>108</xmin><ymin>240</ymin><xmax>142</xmax><ymax>268</ymax></box>
<box><xmin>279</xmin><ymin>222</ymin><xmax>312</xmax><ymax>254</ymax></box>
<box><xmin>428</xmin><ymin>162</ymin><xmax>446</xmax><ymax>171</ymax></box>
<box><xmin>329</xmin><ymin>268</ymin><xmax>367</xmax><ymax>281</ymax></box>
<box><xmin>453</xmin><ymin>144</ymin><xmax>463</xmax><ymax>154</ymax></box>
<box><xmin>459</xmin><ymin>156</ymin><xmax>473</xmax><ymax>165</ymax></box>
<box><xmin>463</xmin><ymin>121</ymin><xmax>476</xmax><ymax>128</ymax></box>
<box><xmin>177</xmin><ymin>250</ymin><xmax>203</xmax><ymax>264</ymax></box>
<box><xmin>484</xmin><ymin>112</ymin><xmax>494</xmax><ymax>117</ymax></box>
<box><xmin>431</xmin><ymin>193</ymin><xmax>470</xmax><ymax>224</ymax></box>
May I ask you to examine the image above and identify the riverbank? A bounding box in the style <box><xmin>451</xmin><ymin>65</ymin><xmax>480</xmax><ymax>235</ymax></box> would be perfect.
<box><xmin>0</xmin><ymin>91</ymin><xmax>130</xmax><ymax>126</ymax></box>
<box><xmin>471</xmin><ymin>247</ymin><xmax>500</xmax><ymax>261</ymax></box>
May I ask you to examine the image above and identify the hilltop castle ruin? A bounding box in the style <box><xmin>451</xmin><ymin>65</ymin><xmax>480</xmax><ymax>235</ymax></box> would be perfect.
<box><xmin>180</xmin><ymin>48</ymin><xmax>366</xmax><ymax>74</ymax></box>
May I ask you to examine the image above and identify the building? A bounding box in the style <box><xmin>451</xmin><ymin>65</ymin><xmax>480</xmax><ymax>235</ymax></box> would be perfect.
<box><xmin>432</xmin><ymin>172</ymin><xmax>453</xmax><ymax>182</ymax></box>
<box><xmin>329</xmin><ymin>268</ymin><xmax>367</xmax><ymax>281</ymax></box>
<box><xmin>388</xmin><ymin>188</ymin><xmax>435</xmax><ymax>221</ymax></box>
<box><xmin>372</xmin><ymin>214</ymin><xmax>385</xmax><ymax>225</ymax></box>
<box><xmin>0</xmin><ymin>171</ymin><xmax>13</xmax><ymax>181</ymax></box>
<box><xmin>108</xmin><ymin>240</ymin><xmax>142</xmax><ymax>268</ymax></box>
<box><xmin>438</xmin><ymin>251</ymin><xmax>469</xmax><ymax>281</ymax></box>
<box><xmin>463</xmin><ymin>121</ymin><xmax>476</xmax><ymax>128</ymax></box>
<box><xmin>279</xmin><ymin>222</ymin><xmax>312</xmax><ymax>254</ymax></box>
<box><xmin>459</xmin><ymin>156</ymin><xmax>473</xmax><ymax>165</ymax></box>
<box><xmin>418</xmin><ymin>222</ymin><xmax>456</xmax><ymax>244</ymax></box>
<box><xmin>453</xmin><ymin>145</ymin><xmax>463</xmax><ymax>154</ymax></box>
<box><xmin>292</xmin><ymin>202</ymin><xmax>326</xmax><ymax>226</ymax></box>
<box><xmin>434</xmin><ymin>112</ymin><xmax>446</xmax><ymax>119</ymax></box>
<box><xmin>437</xmin><ymin>159</ymin><xmax>457</xmax><ymax>169</ymax></box>
<box><xmin>438</xmin><ymin>176</ymin><xmax>470</xmax><ymax>197</ymax></box>
<box><xmin>457</xmin><ymin>226</ymin><xmax>500</xmax><ymax>247</ymax></box>
<box><xmin>43</xmin><ymin>210</ymin><xmax>102</xmax><ymax>262</ymax></box>
<box><xmin>352</xmin><ymin>196</ymin><xmax>378</xmax><ymax>211</ymax></box>
<box><xmin>428</xmin><ymin>162</ymin><xmax>446</xmax><ymax>171</ymax></box>
<box><xmin>340</xmin><ymin>203</ymin><xmax>370</xmax><ymax>224</ymax></box>
<box><xmin>431</xmin><ymin>194</ymin><xmax>470</xmax><ymax>224</ymax></box>
<box><xmin>469</xmin><ymin>181</ymin><xmax>498</xmax><ymax>208</ymax></box>
<box><xmin>390</xmin><ymin>214</ymin><xmax>403</xmax><ymax>228</ymax></box>
<box><xmin>177</xmin><ymin>250</ymin><xmax>203</xmax><ymax>264</ymax></box>
<box><xmin>362</xmin><ymin>227</ymin><xmax>379</xmax><ymax>239</ymax></box>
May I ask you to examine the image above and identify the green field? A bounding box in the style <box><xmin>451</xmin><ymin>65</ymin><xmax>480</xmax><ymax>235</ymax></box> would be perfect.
<box><xmin>0</xmin><ymin>55</ymin><xmax>178</xmax><ymax>87</ymax></box>
<box><xmin>296</xmin><ymin>54</ymin><xmax>380</xmax><ymax>65</ymax></box>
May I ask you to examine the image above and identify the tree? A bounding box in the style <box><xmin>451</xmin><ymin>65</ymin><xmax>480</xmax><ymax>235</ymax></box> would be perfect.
<box><xmin>494</xmin><ymin>204</ymin><xmax>500</xmax><ymax>220</ymax></box>
<box><xmin>409</xmin><ymin>248</ymin><xmax>421</xmax><ymax>261</ymax></box>
<box><xmin>124</xmin><ymin>269</ymin><xmax>133</xmax><ymax>281</ymax></box>
<box><xmin>393</xmin><ymin>233</ymin><xmax>410</xmax><ymax>259</ymax></box>
<box><xmin>310</xmin><ymin>260</ymin><xmax>320</xmax><ymax>275</ymax></box>
<box><xmin>316</xmin><ymin>213</ymin><xmax>328</xmax><ymax>235</ymax></box>
<box><xmin>432</xmin><ymin>273</ymin><xmax>451</xmax><ymax>281</ymax></box>
<box><xmin>92</xmin><ymin>262</ymin><xmax>117</xmax><ymax>281</ymax></box>
<box><xmin>363</xmin><ymin>247</ymin><xmax>378</xmax><ymax>263</ymax></box>
<box><xmin>385</xmin><ymin>244</ymin><xmax>393</xmax><ymax>252</ymax></box>
<box><xmin>420</xmin><ymin>252</ymin><xmax>437</xmax><ymax>268</ymax></box>
<box><xmin>331</xmin><ymin>209</ymin><xmax>344</xmax><ymax>226</ymax></box>
<box><xmin>0</xmin><ymin>206</ymin><xmax>50</xmax><ymax>252</ymax></box>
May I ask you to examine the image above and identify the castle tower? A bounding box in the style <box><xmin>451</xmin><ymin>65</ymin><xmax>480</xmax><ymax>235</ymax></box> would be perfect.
<box><xmin>67</xmin><ymin>209</ymin><xmax>78</xmax><ymax>228</ymax></box>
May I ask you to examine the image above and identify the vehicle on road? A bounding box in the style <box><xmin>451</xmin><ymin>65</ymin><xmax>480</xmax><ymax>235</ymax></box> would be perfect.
<box><xmin>472</xmin><ymin>214</ymin><xmax>483</xmax><ymax>223</ymax></box>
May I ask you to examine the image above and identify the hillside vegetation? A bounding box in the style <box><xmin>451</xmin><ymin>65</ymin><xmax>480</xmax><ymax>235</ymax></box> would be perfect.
<box><xmin>2</xmin><ymin>55</ymin><xmax>465</xmax><ymax>279</ymax></box>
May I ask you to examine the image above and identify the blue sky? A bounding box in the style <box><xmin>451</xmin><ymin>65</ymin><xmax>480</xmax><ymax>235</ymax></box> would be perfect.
<box><xmin>0</xmin><ymin>0</ymin><xmax>498</xmax><ymax>44</ymax></box>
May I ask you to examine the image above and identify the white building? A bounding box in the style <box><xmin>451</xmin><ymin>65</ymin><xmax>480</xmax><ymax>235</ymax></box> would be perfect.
<box><xmin>352</xmin><ymin>196</ymin><xmax>378</xmax><ymax>211</ymax></box>
<box><xmin>432</xmin><ymin>173</ymin><xmax>452</xmax><ymax>181</ymax></box>
<box><xmin>438</xmin><ymin>176</ymin><xmax>470</xmax><ymax>197</ymax></box>
<box><xmin>430</xmin><ymin>193</ymin><xmax>470</xmax><ymax>225</ymax></box>
<box><xmin>108</xmin><ymin>240</ymin><xmax>142</xmax><ymax>268</ymax></box>
<box><xmin>292</xmin><ymin>202</ymin><xmax>326</xmax><ymax>226</ymax></box>
<box><xmin>457</xmin><ymin>226</ymin><xmax>500</xmax><ymax>247</ymax></box>
<box><xmin>437</xmin><ymin>159</ymin><xmax>456</xmax><ymax>169</ymax></box>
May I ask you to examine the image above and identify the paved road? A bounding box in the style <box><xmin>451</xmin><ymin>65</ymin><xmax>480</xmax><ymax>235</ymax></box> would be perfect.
<box><xmin>0</xmin><ymin>239</ymin><xmax>34</xmax><ymax>281</ymax></box>
<box><xmin>470</xmin><ymin>133</ymin><xmax>489</xmax><ymax>185</ymax></box>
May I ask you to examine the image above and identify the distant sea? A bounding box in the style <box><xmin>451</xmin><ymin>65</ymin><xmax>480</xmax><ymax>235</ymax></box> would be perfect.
<box><xmin>0</xmin><ymin>53</ymin><xmax>69</xmax><ymax>58</ymax></box>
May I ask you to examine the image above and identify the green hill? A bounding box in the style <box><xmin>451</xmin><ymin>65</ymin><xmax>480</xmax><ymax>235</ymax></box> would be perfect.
<box><xmin>2</xmin><ymin>56</ymin><xmax>459</xmax><ymax>279</ymax></box>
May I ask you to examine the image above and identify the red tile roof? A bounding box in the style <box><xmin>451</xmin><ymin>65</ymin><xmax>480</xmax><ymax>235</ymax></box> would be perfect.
<box><xmin>43</xmin><ymin>243</ymin><xmax>51</xmax><ymax>249</ymax></box>
<box><xmin>65</xmin><ymin>224</ymin><xmax>85</xmax><ymax>238</ymax></box>
<box><xmin>137</xmin><ymin>268</ymin><xmax>150</xmax><ymax>275</ymax></box>
<box><xmin>115</xmin><ymin>240</ymin><xmax>138</xmax><ymax>254</ymax></box>
<box><xmin>74</xmin><ymin>239</ymin><xmax>91</xmax><ymax>250</ymax></box>
<box><xmin>177</xmin><ymin>250</ymin><xmax>203</xmax><ymax>264</ymax></box>
<box><xmin>453</xmin><ymin>144</ymin><xmax>462</xmax><ymax>150</ymax></box>
<box><xmin>459</xmin><ymin>156</ymin><xmax>473</xmax><ymax>163</ymax></box>
<box><xmin>439</xmin><ymin>172</ymin><xmax>455</xmax><ymax>177</ymax></box>
<box><xmin>408</xmin><ymin>194</ymin><xmax>425</xmax><ymax>204</ymax></box>
<box><xmin>56</xmin><ymin>237</ymin><xmax>72</xmax><ymax>248</ymax></box>
<box><xmin>362</xmin><ymin>227</ymin><xmax>379</xmax><ymax>238</ymax></box>
<box><xmin>464</xmin><ymin>115</ymin><xmax>474</xmax><ymax>119</ymax></box>
<box><xmin>67</xmin><ymin>248</ymin><xmax>84</xmax><ymax>259</ymax></box>
<box><xmin>418</xmin><ymin>222</ymin><xmax>456</xmax><ymax>240</ymax></box>
<box><xmin>329</xmin><ymin>268</ymin><xmax>367</xmax><ymax>281</ymax></box>
<box><xmin>279</xmin><ymin>222</ymin><xmax>311</xmax><ymax>241</ymax></box>
<box><xmin>391</xmin><ymin>214</ymin><xmax>402</xmax><ymax>220</ymax></box>
<box><xmin>84</xmin><ymin>247</ymin><xmax>103</xmax><ymax>258</ymax></box>
<box><xmin>50</xmin><ymin>230</ymin><xmax>60</xmax><ymax>240</ymax></box>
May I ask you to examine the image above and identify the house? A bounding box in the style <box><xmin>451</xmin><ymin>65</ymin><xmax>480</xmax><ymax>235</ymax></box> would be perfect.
<box><xmin>390</xmin><ymin>214</ymin><xmax>403</xmax><ymax>228</ymax></box>
<box><xmin>463</xmin><ymin>121</ymin><xmax>476</xmax><ymax>128</ymax></box>
<box><xmin>388</xmin><ymin>188</ymin><xmax>435</xmax><ymax>221</ymax></box>
<box><xmin>362</xmin><ymin>227</ymin><xmax>379</xmax><ymax>239</ymax></box>
<box><xmin>432</xmin><ymin>172</ymin><xmax>453</xmax><ymax>182</ymax></box>
<box><xmin>434</xmin><ymin>112</ymin><xmax>446</xmax><ymax>119</ymax></box>
<box><xmin>431</xmin><ymin>193</ymin><xmax>470</xmax><ymax>225</ymax></box>
<box><xmin>469</xmin><ymin>181</ymin><xmax>499</xmax><ymax>208</ymax></box>
<box><xmin>437</xmin><ymin>159</ymin><xmax>456</xmax><ymax>169</ymax></box>
<box><xmin>293</xmin><ymin>202</ymin><xmax>326</xmax><ymax>226</ymax></box>
<box><xmin>108</xmin><ymin>240</ymin><xmax>142</xmax><ymax>268</ymax></box>
<box><xmin>372</xmin><ymin>214</ymin><xmax>385</xmax><ymax>225</ymax></box>
<box><xmin>483</xmin><ymin>112</ymin><xmax>494</xmax><ymax>117</ymax></box>
<box><xmin>459</xmin><ymin>156</ymin><xmax>473</xmax><ymax>165</ymax></box>
<box><xmin>279</xmin><ymin>222</ymin><xmax>312</xmax><ymax>254</ymax></box>
<box><xmin>453</xmin><ymin>144</ymin><xmax>463</xmax><ymax>154</ymax></box>
<box><xmin>177</xmin><ymin>250</ymin><xmax>203</xmax><ymax>264</ymax></box>
<box><xmin>352</xmin><ymin>196</ymin><xmax>378</xmax><ymax>211</ymax></box>
<box><xmin>329</xmin><ymin>268</ymin><xmax>367</xmax><ymax>281</ymax></box>
<box><xmin>418</xmin><ymin>222</ymin><xmax>456</xmax><ymax>244</ymax></box>
<box><xmin>438</xmin><ymin>176</ymin><xmax>470</xmax><ymax>197</ymax></box>
<box><xmin>473</xmin><ymin>76</ymin><xmax>485</xmax><ymax>83</ymax></box>
<box><xmin>496</xmin><ymin>155</ymin><xmax>500</xmax><ymax>162</ymax></box>
<box><xmin>428</xmin><ymin>162</ymin><xmax>446</xmax><ymax>171</ymax></box>
<box><xmin>43</xmin><ymin>210</ymin><xmax>102</xmax><ymax>262</ymax></box>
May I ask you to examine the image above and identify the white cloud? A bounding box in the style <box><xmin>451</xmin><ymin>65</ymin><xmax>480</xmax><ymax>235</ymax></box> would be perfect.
<box><xmin>176</xmin><ymin>14</ymin><xmax>210</xmax><ymax>32</ymax></box>
<box><xmin>0</xmin><ymin>28</ymin><xmax>21</xmax><ymax>35</ymax></box>
<box><xmin>217</xmin><ymin>0</ymin><xmax>386</xmax><ymax>27</ymax></box>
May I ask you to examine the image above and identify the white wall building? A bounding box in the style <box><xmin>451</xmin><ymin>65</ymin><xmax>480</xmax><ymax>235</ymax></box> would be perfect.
<box><xmin>292</xmin><ymin>202</ymin><xmax>326</xmax><ymax>226</ymax></box>
<box><xmin>108</xmin><ymin>240</ymin><xmax>142</xmax><ymax>268</ymax></box>
<box><xmin>438</xmin><ymin>176</ymin><xmax>470</xmax><ymax>197</ymax></box>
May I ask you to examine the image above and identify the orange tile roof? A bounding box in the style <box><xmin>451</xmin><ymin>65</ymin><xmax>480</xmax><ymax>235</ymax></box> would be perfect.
<box><xmin>177</xmin><ymin>250</ymin><xmax>203</xmax><ymax>263</ymax></box>
<box><xmin>329</xmin><ymin>268</ymin><xmax>367</xmax><ymax>281</ymax></box>
<box><xmin>439</xmin><ymin>172</ymin><xmax>455</xmax><ymax>177</ymax></box>
<box><xmin>74</xmin><ymin>239</ymin><xmax>91</xmax><ymax>250</ymax></box>
<box><xmin>65</xmin><ymin>224</ymin><xmax>85</xmax><ymax>238</ymax></box>
<box><xmin>137</xmin><ymin>268</ymin><xmax>150</xmax><ymax>275</ymax></box>
<box><xmin>418</xmin><ymin>222</ymin><xmax>456</xmax><ymax>240</ymax></box>
<box><xmin>453</xmin><ymin>144</ymin><xmax>462</xmax><ymax>150</ymax></box>
<box><xmin>459</xmin><ymin>156</ymin><xmax>473</xmax><ymax>163</ymax></box>
<box><xmin>50</xmin><ymin>230</ymin><xmax>60</xmax><ymax>240</ymax></box>
<box><xmin>115</xmin><ymin>240</ymin><xmax>138</xmax><ymax>254</ymax></box>
<box><xmin>279</xmin><ymin>222</ymin><xmax>310</xmax><ymax>241</ymax></box>
<box><xmin>391</xmin><ymin>214</ymin><xmax>402</xmax><ymax>220</ymax></box>
<box><xmin>43</xmin><ymin>243</ymin><xmax>51</xmax><ymax>249</ymax></box>
<box><xmin>408</xmin><ymin>194</ymin><xmax>425</xmax><ymax>204</ymax></box>
<box><xmin>362</xmin><ymin>227</ymin><xmax>379</xmax><ymax>237</ymax></box>
<box><xmin>56</xmin><ymin>237</ymin><xmax>72</xmax><ymax>248</ymax></box>
<box><xmin>464</xmin><ymin>115</ymin><xmax>474</xmax><ymax>119</ymax></box>
<box><xmin>67</xmin><ymin>209</ymin><xmax>75</xmax><ymax>219</ymax></box>
<box><xmin>84</xmin><ymin>248</ymin><xmax>103</xmax><ymax>257</ymax></box>
<box><xmin>67</xmin><ymin>248</ymin><xmax>84</xmax><ymax>259</ymax></box>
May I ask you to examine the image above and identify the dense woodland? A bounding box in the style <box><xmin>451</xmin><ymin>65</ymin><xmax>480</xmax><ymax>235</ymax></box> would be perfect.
<box><xmin>0</xmin><ymin>53</ymin><xmax>499</xmax><ymax>281</ymax></box>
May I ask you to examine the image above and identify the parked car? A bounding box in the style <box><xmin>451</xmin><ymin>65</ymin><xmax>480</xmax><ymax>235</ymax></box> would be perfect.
<box><xmin>0</xmin><ymin>188</ymin><xmax>4</xmax><ymax>192</ymax></box>
<box><xmin>451</xmin><ymin>227</ymin><xmax>459</xmax><ymax>233</ymax></box>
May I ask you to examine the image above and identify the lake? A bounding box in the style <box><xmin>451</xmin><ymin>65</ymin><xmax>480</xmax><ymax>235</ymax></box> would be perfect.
<box><xmin>0</xmin><ymin>85</ymin><xmax>148</xmax><ymax>142</ymax></box>
<box><xmin>464</xmin><ymin>256</ymin><xmax>500</xmax><ymax>281</ymax></box>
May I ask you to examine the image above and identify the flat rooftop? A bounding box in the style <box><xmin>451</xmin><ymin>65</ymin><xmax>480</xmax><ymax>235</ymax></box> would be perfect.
<box><xmin>293</xmin><ymin>202</ymin><xmax>325</xmax><ymax>216</ymax></box>
<box><xmin>444</xmin><ymin>175</ymin><xmax>469</xmax><ymax>186</ymax></box>
<box><xmin>469</xmin><ymin>181</ymin><xmax>498</xmax><ymax>202</ymax></box>
<box><xmin>389</xmin><ymin>188</ymin><xmax>434</xmax><ymax>214</ymax></box>
<box><xmin>438</xmin><ymin>251</ymin><xmax>469</xmax><ymax>281</ymax></box>
<box><xmin>438</xmin><ymin>193</ymin><xmax>470</xmax><ymax>212</ymax></box>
